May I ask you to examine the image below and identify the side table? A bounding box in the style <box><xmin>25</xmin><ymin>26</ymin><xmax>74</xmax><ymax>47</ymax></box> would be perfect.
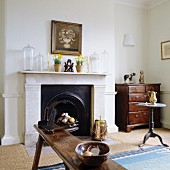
<box><xmin>137</xmin><ymin>103</ymin><xmax>169</xmax><ymax>147</ymax></box>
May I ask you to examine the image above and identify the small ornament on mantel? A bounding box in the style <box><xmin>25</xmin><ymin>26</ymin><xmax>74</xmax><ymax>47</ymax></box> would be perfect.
<box><xmin>64</xmin><ymin>59</ymin><xmax>74</xmax><ymax>72</ymax></box>
<box><xmin>139</xmin><ymin>70</ymin><xmax>144</xmax><ymax>84</ymax></box>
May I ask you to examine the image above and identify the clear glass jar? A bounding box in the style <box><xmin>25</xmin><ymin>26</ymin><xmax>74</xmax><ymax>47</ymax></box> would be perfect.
<box><xmin>35</xmin><ymin>53</ymin><xmax>43</xmax><ymax>71</ymax></box>
<box><xmin>99</xmin><ymin>50</ymin><xmax>108</xmax><ymax>73</ymax></box>
<box><xmin>23</xmin><ymin>44</ymin><xmax>34</xmax><ymax>71</ymax></box>
<box><xmin>90</xmin><ymin>52</ymin><xmax>99</xmax><ymax>73</ymax></box>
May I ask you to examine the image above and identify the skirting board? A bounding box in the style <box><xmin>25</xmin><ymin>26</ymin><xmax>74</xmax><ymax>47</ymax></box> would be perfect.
<box><xmin>1</xmin><ymin>135</ymin><xmax>23</xmax><ymax>145</ymax></box>
<box><xmin>25</xmin><ymin>132</ymin><xmax>39</xmax><ymax>147</ymax></box>
<box><xmin>107</xmin><ymin>125</ymin><xmax>118</xmax><ymax>133</ymax></box>
<box><xmin>161</xmin><ymin>121</ymin><xmax>170</xmax><ymax>129</ymax></box>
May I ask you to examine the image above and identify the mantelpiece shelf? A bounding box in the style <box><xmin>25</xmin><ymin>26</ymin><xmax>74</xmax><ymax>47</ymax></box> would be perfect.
<box><xmin>20</xmin><ymin>71</ymin><xmax>108</xmax><ymax>76</ymax></box>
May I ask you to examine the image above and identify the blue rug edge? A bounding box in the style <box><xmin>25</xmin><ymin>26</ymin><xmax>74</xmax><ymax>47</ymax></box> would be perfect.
<box><xmin>109</xmin><ymin>145</ymin><xmax>166</xmax><ymax>159</ymax></box>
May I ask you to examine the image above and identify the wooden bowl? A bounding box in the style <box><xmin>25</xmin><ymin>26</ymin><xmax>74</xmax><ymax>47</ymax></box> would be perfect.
<box><xmin>75</xmin><ymin>141</ymin><xmax>110</xmax><ymax>166</ymax></box>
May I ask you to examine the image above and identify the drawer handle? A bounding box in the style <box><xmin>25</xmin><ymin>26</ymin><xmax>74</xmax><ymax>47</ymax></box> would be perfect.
<box><xmin>143</xmin><ymin>112</ymin><xmax>146</xmax><ymax>115</ymax></box>
<box><xmin>135</xmin><ymin>96</ymin><xmax>139</xmax><ymax>99</ymax></box>
<box><xmin>135</xmin><ymin>114</ymin><xmax>139</xmax><ymax>118</ymax></box>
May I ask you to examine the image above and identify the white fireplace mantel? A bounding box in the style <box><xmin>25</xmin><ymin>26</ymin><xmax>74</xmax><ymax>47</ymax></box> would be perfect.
<box><xmin>21</xmin><ymin>71</ymin><xmax>108</xmax><ymax>146</ymax></box>
<box><xmin>20</xmin><ymin>71</ymin><xmax>108</xmax><ymax>76</ymax></box>
<box><xmin>21</xmin><ymin>71</ymin><xmax>108</xmax><ymax>85</ymax></box>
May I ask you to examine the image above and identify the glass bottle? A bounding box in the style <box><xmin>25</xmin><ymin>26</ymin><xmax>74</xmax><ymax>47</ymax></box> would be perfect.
<box><xmin>90</xmin><ymin>52</ymin><xmax>99</xmax><ymax>73</ymax></box>
<box><xmin>100</xmin><ymin>50</ymin><xmax>108</xmax><ymax>73</ymax></box>
<box><xmin>35</xmin><ymin>53</ymin><xmax>43</xmax><ymax>71</ymax></box>
<box><xmin>23</xmin><ymin>44</ymin><xmax>34</xmax><ymax>71</ymax></box>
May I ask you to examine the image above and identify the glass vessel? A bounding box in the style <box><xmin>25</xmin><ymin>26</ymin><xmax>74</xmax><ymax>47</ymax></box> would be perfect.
<box><xmin>100</xmin><ymin>50</ymin><xmax>108</xmax><ymax>73</ymax></box>
<box><xmin>23</xmin><ymin>44</ymin><xmax>34</xmax><ymax>71</ymax></box>
<box><xmin>35</xmin><ymin>53</ymin><xmax>43</xmax><ymax>71</ymax></box>
<box><xmin>90</xmin><ymin>52</ymin><xmax>99</xmax><ymax>73</ymax></box>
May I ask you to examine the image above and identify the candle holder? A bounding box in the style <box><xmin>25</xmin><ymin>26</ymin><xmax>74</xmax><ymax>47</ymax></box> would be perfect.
<box><xmin>47</xmin><ymin>53</ymin><xmax>50</xmax><ymax>71</ymax></box>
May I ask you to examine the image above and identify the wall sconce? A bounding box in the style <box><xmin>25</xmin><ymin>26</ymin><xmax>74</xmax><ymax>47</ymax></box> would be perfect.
<box><xmin>123</xmin><ymin>33</ymin><xmax>135</xmax><ymax>46</ymax></box>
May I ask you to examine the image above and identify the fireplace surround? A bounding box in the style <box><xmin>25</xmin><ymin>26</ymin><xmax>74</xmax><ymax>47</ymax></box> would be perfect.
<box><xmin>22</xmin><ymin>71</ymin><xmax>107</xmax><ymax>146</ymax></box>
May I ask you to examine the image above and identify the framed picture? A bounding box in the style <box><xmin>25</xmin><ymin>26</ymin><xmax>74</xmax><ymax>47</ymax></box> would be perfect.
<box><xmin>51</xmin><ymin>20</ymin><xmax>82</xmax><ymax>55</ymax></box>
<box><xmin>161</xmin><ymin>40</ymin><xmax>170</xmax><ymax>60</ymax></box>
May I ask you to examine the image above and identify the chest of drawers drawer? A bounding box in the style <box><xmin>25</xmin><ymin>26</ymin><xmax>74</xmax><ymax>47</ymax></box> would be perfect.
<box><xmin>128</xmin><ymin>111</ymin><xmax>150</xmax><ymax>125</ymax></box>
<box><xmin>146</xmin><ymin>85</ymin><xmax>160</xmax><ymax>92</ymax></box>
<box><xmin>128</xmin><ymin>86</ymin><xmax>145</xmax><ymax>93</ymax></box>
<box><xmin>129</xmin><ymin>94</ymin><xmax>148</xmax><ymax>102</ymax></box>
<box><xmin>129</xmin><ymin>102</ymin><xmax>150</xmax><ymax>112</ymax></box>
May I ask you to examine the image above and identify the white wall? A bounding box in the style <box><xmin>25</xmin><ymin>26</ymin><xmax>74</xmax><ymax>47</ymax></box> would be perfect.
<box><xmin>115</xmin><ymin>4</ymin><xmax>147</xmax><ymax>83</ymax></box>
<box><xmin>147</xmin><ymin>1</ymin><xmax>170</xmax><ymax>128</ymax></box>
<box><xmin>1</xmin><ymin>0</ymin><xmax>116</xmax><ymax>144</ymax></box>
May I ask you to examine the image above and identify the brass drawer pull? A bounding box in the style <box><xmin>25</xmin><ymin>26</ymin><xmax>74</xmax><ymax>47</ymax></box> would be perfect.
<box><xmin>135</xmin><ymin>96</ymin><xmax>139</xmax><ymax>99</ymax></box>
<box><xmin>135</xmin><ymin>114</ymin><xmax>139</xmax><ymax>118</ymax></box>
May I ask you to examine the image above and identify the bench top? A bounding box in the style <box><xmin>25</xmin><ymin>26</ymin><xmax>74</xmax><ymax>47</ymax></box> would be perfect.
<box><xmin>34</xmin><ymin>124</ymin><xmax>126</xmax><ymax>170</ymax></box>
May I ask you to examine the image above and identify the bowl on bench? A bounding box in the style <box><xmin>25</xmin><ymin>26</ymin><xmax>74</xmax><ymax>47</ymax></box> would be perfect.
<box><xmin>75</xmin><ymin>141</ymin><xmax>110</xmax><ymax>167</ymax></box>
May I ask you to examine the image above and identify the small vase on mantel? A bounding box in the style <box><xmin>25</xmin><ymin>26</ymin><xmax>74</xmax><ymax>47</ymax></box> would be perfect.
<box><xmin>76</xmin><ymin>65</ymin><xmax>83</xmax><ymax>73</ymax></box>
<box><xmin>54</xmin><ymin>64</ymin><xmax>62</xmax><ymax>72</ymax></box>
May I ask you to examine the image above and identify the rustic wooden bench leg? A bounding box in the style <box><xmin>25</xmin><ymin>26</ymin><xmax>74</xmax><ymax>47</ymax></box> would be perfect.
<box><xmin>32</xmin><ymin>135</ymin><xmax>44</xmax><ymax>170</ymax></box>
<box><xmin>64</xmin><ymin>163</ymin><xmax>70</xmax><ymax>170</ymax></box>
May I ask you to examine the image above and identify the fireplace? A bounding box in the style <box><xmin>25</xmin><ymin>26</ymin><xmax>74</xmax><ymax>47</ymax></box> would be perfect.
<box><xmin>22</xmin><ymin>72</ymin><xmax>107</xmax><ymax>146</ymax></box>
<box><xmin>41</xmin><ymin>85</ymin><xmax>91</xmax><ymax>136</ymax></box>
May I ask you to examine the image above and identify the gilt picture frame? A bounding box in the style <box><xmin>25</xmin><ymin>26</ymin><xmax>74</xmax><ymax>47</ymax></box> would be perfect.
<box><xmin>161</xmin><ymin>40</ymin><xmax>170</xmax><ymax>60</ymax></box>
<box><xmin>51</xmin><ymin>20</ymin><xmax>82</xmax><ymax>55</ymax></box>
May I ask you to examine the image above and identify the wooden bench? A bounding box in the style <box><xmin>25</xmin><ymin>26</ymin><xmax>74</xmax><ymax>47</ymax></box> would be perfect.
<box><xmin>32</xmin><ymin>124</ymin><xmax>126</xmax><ymax>170</ymax></box>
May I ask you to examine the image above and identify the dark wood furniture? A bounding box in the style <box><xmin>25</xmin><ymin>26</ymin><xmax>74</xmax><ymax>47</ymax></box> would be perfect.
<box><xmin>115</xmin><ymin>83</ymin><xmax>161</xmax><ymax>132</ymax></box>
<box><xmin>32</xmin><ymin>124</ymin><xmax>126</xmax><ymax>170</ymax></box>
<box><xmin>137</xmin><ymin>103</ymin><xmax>168</xmax><ymax>147</ymax></box>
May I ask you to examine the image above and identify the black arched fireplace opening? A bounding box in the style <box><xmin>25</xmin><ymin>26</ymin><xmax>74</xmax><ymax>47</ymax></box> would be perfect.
<box><xmin>41</xmin><ymin>85</ymin><xmax>91</xmax><ymax>136</ymax></box>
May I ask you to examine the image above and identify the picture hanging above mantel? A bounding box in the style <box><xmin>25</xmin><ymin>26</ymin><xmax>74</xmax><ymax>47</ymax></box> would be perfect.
<box><xmin>51</xmin><ymin>20</ymin><xmax>82</xmax><ymax>55</ymax></box>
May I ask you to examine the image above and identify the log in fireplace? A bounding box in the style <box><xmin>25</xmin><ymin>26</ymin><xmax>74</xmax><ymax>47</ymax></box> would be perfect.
<box><xmin>41</xmin><ymin>85</ymin><xmax>91</xmax><ymax>136</ymax></box>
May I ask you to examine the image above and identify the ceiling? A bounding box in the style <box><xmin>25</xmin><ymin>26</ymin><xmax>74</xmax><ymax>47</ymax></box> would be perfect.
<box><xmin>114</xmin><ymin>0</ymin><xmax>168</xmax><ymax>9</ymax></box>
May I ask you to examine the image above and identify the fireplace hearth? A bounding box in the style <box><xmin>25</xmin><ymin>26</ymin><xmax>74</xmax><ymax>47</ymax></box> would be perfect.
<box><xmin>41</xmin><ymin>85</ymin><xmax>91</xmax><ymax>136</ymax></box>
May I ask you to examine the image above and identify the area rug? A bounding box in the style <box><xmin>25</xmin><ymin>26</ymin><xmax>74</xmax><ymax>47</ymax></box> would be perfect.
<box><xmin>38</xmin><ymin>145</ymin><xmax>170</xmax><ymax>170</ymax></box>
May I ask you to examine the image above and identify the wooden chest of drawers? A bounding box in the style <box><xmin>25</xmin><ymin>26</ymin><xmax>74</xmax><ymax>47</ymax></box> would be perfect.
<box><xmin>115</xmin><ymin>83</ymin><xmax>161</xmax><ymax>132</ymax></box>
